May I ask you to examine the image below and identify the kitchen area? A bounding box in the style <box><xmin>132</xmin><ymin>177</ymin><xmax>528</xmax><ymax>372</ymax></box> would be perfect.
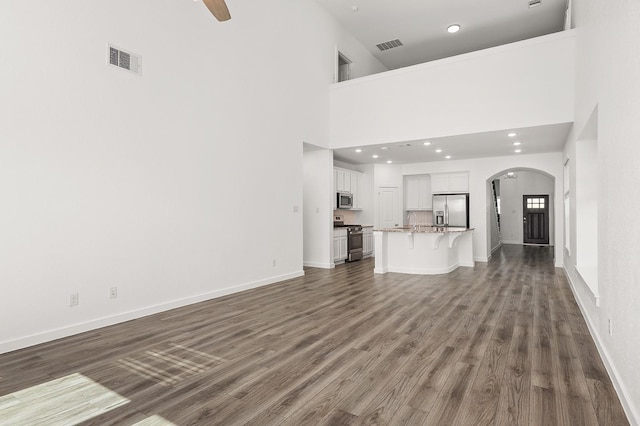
<box><xmin>332</xmin><ymin>166</ymin><xmax>374</xmax><ymax>265</ymax></box>
<box><xmin>331</xmin><ymin>163</ymin><xmax>474</xmax><ymax>274</ymax></box>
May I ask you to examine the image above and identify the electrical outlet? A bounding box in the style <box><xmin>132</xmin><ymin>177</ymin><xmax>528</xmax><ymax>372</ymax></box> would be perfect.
<box><xmin>110</xmin><ymin>287</ymin><xmax>118</xmax><ymax>299</ymax></box>
<box><xmin>70</xmin><ymin>293</ymin><xmax>79</xmax><ymax>307</ymax></box>
<box><xmin>608</xmin><ymin>318</ymin><xmax>613</xmax><ymax>336</ymax></box>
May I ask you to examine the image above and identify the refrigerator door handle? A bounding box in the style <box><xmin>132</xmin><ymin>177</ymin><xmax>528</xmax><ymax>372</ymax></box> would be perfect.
<box><xmin>445</xmin><ymin>204</ymin><xmax>449</xmax><ymax>226</ymax></box>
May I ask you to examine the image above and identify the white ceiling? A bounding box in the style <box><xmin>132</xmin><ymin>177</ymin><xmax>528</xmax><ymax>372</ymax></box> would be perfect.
<box><xmin>333</xmin><ymin>123</ymin><xmax>572</xmax><ymax>165</ymax></box>
<box><xmin>317</xmin><ymin>0</ymin><xmax>570</xmax><ymax>165</ymax></box>
<box><xmin>315</xmin><ymin>0</ymin><xmax>567</xmax><ymax>70</ymax></box>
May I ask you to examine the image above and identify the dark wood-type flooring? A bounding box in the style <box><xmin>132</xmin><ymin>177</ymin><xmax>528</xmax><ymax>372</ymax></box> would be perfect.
<box><xmin>0</xmin><ymin>245</ymin><xmax>629</xmax><ymax>425</ymax></box>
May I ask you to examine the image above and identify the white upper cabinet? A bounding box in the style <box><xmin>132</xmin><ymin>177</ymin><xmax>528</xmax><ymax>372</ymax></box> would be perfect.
<box><xmin>430</xmin><ymin>172</ymin><xmax>469</xmax><ymax>194</ymax></box>
<box><xmin>405</xmin><ymin>175</ymin><xmax>432</xmax><ymax>210</ymax></box>
<box><xmin>334</xmin><ymin>169</ymin><xmax>348</xmax><ymax>192</ymax></box>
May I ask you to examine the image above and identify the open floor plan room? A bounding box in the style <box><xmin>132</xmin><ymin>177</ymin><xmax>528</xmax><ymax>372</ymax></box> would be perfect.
<box><xmin>0</xmin><ymin>245</ymin><xmax>627</xmax><ymax>425</ymax></box>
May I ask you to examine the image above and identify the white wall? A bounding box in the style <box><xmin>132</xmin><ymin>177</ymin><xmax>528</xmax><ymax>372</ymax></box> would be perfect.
<box><xmin>303</xmin><ymin>146</ymin><xmax>333</xmax><ymax>268</ymax></box>
<box><xmin>330</xmin><ymin>31</ymin><xmax>575</xmax><ymax>148</ymax></box>
<box><xmin>563</xmin><ymin>0</ymin><xmax>640</xmax><ymax>422</ymax></box>
<box><xmin>499</xmin><ymin>171</ymin><xmax>555</xmax><ymax>245</ymax></box>
<box><xmin>0</xmin><ymin>0</ymin><xmax>386</xmax><ymax>353</ymax></box>
<box><xmin>402</xmin><ymin>152</ymin><xmax>564</xmax><ymax>266</ymax></box>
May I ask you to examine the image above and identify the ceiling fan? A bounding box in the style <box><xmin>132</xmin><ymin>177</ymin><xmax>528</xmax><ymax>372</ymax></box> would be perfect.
<box><xmin>202</xmin><ymin>0</ymin><xmax>231</xmax><ymax>21</ymax></box>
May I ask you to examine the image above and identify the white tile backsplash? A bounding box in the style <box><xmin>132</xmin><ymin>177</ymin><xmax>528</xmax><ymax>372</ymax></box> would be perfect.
<box><xmin>406</xmin><ymin>211</ymin><xmax>433</xmax><ymax>226</ymax></box>
<box><xmin>334</xmin><ymin>210</ymin><xmax>358</xmax><ymax>224</ymax></box>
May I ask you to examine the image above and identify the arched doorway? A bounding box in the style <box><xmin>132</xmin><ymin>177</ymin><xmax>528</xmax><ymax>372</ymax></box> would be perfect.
<box><xmin>486</xmin><ymin>168</ymin><xmax>556</xmax><ymax>261</ymax></box>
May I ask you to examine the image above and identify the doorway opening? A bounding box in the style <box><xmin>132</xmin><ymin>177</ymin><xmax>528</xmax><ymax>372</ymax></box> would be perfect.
<box><xmin>485</xmin><ymin>168</ymin><xmax>557</xmax><ymax>264</ymax></box>
<box><xmin>337</xmin><ymin>51</ymin><xmax>352</xmax><ymax>83</ymax></box>
<box><xmin>523</xmin><ymin>195</ymin><xmax>550</xmax><ymax>244</ymax></box>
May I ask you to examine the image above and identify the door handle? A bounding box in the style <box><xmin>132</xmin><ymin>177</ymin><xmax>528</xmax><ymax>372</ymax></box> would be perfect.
<box><xmin>523</xmin><ymin>217</ymin><xmax>527</xmax><ymax>222</ymax></box>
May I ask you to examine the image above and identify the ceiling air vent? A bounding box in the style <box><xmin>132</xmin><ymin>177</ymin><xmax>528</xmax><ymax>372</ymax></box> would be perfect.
<box><xmin>376</xmin><ymin>39</ymin><xmax>403</xmax><ymax>52</ymax></box>
<box><xmin>528</xmin><ymin>0</ymin><xmax>542</xmax><ymax>8</ymax></box>
<box><xmin>108</xmin><ymin>45</ymin><xmax>141</xmax><ymax>75</ymax></box>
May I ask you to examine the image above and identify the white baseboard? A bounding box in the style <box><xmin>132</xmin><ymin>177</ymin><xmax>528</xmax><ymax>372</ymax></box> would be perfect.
<box><xmin>0</xmin><ymin>270</ymin><xmax>305</xmax><ymax>355</ymax></box>
<box><xmin>303</xmin><ymin>261</ymin><xmax>333</xmax><ymax>269</ymax></box>
<box><xmin>474</xmin><ymin>256</ymin><xmax>489</xmax><ymax>262</ymax></box>
<box><xmin>383</xmin><ymin>264</ymin><xmax>459</xmax><ymax>275</ymax></box>
<box><xmin>563</xmin><ymin>267</ymin><xmax>638</xmax><ymax>425</ymax></box>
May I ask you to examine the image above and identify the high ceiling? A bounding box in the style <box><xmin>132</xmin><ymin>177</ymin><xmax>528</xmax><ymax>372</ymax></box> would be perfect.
<box><xmin>315</xmin><ymin>0</ymin><xmax>568</xmax><ymax>70</ymax></box>
<box><xmin>317</xmin><ymin>0</ymin><xmax>570</xmax><ymax>165</ymax></box>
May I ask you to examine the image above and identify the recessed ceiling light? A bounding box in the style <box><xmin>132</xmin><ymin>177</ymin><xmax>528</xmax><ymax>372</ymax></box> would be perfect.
<box><xmin>513</xmin><ymin>141</ymin><xmax>522</xmax><ymax>146</ymax></box>
<box><xmin>355</xmin><ymin>148</ymin><xmax>362</xmax><ymax>153</ymax></box>
<box><xmin>381</xmin><ymin>147</ymin><xmax>388</xmax><ymax>150</ymax></box>
<box><xmin>351</xmin><ymin>5</ymin><xmax>359</xmax><ymax>12</ymax></box>
<box><xmin>435</xmin><ymin>149</ymin><xmax>442</xmax><ymax>153</ymax></box>
<box><xmin>447</xmin><ymin>24</ymin><xmax>461</xmax><ymax>34</ymax></box>
<box><xmin>508</xmin><ymin>132</ymin><xmax>517</xmax><ymax>137</ymax></box>
<box><xmin>515</xmin><ymin>149</ymin><xmax>522</xmax><ymax>153</ymax></box>
<box><xmin>372</xmin><ymin>154</ymin><xmax>379</xmax><ymax>158</ymax></box>
<box><xmin>445</xmin><ymin>155</ymin><xmax>452</xmax><ymax>159</ymax></box>
<box><xmin>386</xmin><ymin>160</ymin><xmax>393</xmax><ymax>164</ymax></box>
<box><xmin>423</xmin><ymin>141</ymin><xmax>431</xmax><ymax>146</ymax></box>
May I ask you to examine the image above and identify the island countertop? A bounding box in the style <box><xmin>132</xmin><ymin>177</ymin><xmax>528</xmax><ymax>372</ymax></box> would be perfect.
<box><xmin>373</xmin><ymin>227</ymin><xmax>474</xmax><ymax>275</ymax></box>
<box><xmin>374</xmin><ymin>226</ymin><xmax>473</xmax><ymax>233</ymax></box>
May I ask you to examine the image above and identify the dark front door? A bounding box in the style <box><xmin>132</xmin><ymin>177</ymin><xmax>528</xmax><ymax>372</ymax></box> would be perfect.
<box><xmin>523</xmin><ymin>195</ymin><xmax>549</xmax><ymax>244</ymax></box>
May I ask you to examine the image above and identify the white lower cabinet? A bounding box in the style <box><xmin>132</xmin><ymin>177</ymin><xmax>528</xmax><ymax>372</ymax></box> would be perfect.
<box><xmin>363</xmin><ymin>227</ymin><xmax>373</xmax><ymax>256</ymax></box>
<box><xmin>333</xmin><ymin>229</ymin><xmax>348</xmax><ymax>262</ymax></box>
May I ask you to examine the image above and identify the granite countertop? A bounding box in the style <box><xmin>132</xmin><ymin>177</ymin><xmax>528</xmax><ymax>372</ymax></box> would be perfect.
<box><xmin>374</xmin><ymin>226</ymin><xmax>473</xmax><ymax>233</ymax></box>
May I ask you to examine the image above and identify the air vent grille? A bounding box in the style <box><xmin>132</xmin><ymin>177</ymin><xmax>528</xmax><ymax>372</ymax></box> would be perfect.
<box><xmin>376</xmin><ymin>39</ymin><xmax>403</xmax><ymax>52</ymax></box>
<box><xmin>108</xmin><ymin>45</ymin><xmax>141</xmax><ymax>75</ymax></box>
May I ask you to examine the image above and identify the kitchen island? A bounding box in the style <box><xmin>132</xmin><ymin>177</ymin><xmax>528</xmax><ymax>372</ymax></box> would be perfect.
<box><xmin>373</xmin><ymin>227</ymin><xmax>474</xmax><ymax>275</ymax></box>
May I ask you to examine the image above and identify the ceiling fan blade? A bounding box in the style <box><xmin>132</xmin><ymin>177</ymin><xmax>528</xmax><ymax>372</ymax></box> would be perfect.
<box><xmin>202</xmin><ymin>0</ymin><xmax>231</xmax><ymax>21</ymax></box>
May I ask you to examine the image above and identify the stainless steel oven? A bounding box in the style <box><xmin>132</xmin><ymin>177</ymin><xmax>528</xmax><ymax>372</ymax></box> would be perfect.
<box><xmin>347</xmin><ymin>226</ymin><xmax>363</xmax><ymax>262</ymax></box>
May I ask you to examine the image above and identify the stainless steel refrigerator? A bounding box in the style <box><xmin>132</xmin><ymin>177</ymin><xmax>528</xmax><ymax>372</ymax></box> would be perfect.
<box><xmin>432</xmin><ymin>193</ymin><xmax>469</xmax><ymax>227</ymax></box>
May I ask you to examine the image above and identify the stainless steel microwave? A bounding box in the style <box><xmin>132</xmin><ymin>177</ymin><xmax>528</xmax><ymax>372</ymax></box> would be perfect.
<box><xmin>337</xmin><ymin>192</ymin><xmax>353</xmax><ymax>209</ymax></box>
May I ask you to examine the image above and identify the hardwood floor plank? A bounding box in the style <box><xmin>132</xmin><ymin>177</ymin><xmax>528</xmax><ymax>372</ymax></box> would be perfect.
<box><xmin>530</xmin><ymin>384</ymin><xmax>558</xmax><ymax>425</ymax></box>
<box><xmin>423</xmin><ymin>361</ymin><xmax>478</xmax><ymax>425</ymax></box>
<box><xmin>388</xmin><ymin>404</ymin><xmax>430</xmax><ymax>425</ymax></box>
<box><xmin>280</xmin><ymin>377</ymin><xmax>360</xmax><ymax>425</ymax></box>
<box><xmin>357</xmin><ymin>373</ymin><xmax>414</xmax><ymax>424</ymax></box>
<box><xmin>586</xmin><ymin>378</ymin><xmax>630</xmax><ymax>426</ymax></box>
